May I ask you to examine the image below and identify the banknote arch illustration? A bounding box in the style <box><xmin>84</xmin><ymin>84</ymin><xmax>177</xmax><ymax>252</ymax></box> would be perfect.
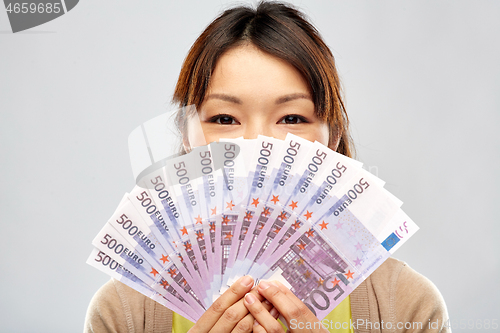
<box><xmin>4</xmin><ymin>0</ymin><xmax>79</xmax><ymax>33</ymax></box>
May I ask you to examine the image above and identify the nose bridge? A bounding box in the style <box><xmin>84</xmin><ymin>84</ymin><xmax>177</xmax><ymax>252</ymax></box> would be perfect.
<box><xmin>244</xmin><ymin>116</ymin><xmax>271</xmax><ymax>139</ymax></box>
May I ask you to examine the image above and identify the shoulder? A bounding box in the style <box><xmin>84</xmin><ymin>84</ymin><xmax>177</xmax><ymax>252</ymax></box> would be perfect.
<box><xmin>371</xmin><ymin>257</ymin><xmax>447</xmax><ymax>312</ymax></box>
<box><xmin>84</xmin><ymin>279</ymin><xmax>148</xmax><ymax>333</ymax></box>
<box><xmin>368</xmin><ymin>257</ymin><xmax>450</xmax><ymax>332</ymax></box>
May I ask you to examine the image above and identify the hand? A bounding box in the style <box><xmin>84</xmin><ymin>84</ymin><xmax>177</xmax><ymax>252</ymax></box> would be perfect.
<box><xmin>188</xmin><ymin>276</ymin><xmax>274</xmax><ymax>333</ymax></box>
<box><xmin>243</xmin><ymin>280</ymin><xmax>329</xmax><ymax>333</ymax></box>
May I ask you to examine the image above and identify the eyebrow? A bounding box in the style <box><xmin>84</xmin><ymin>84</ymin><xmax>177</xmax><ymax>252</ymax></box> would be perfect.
<box><xmin>275</xmin><ymin>93</ymin><xmax>312</xmax><ymax>104</ymax></box>
<box><xmin>205</xmin><ymin>92</ymin><xmax>312</xmax><ymax>105</ymax></box>
<box><xmin>204</xmin><ymin>94</ymin><xmax>242</xmax><ymax>104</ymax></box>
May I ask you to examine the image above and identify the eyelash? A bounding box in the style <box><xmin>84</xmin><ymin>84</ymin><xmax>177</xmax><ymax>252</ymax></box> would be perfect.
<box><xmin>207</xmin><ymin>114</ymin><xmax>239</xmax><ymax>125</ymax></box>
<box><xmin>208</xmin><ymin>114</ymin><xmax>308</xmax><ymax>125</ymax></box>
<box><xmin>278</xmin><ymin>114</ymin><xmax>308</xmax><ymax>124</ymax></box>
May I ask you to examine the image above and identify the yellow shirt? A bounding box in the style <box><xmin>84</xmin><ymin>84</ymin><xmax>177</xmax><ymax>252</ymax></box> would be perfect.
<box><xmin>172</xmin><ymin>296</ymin><xmax>353</xmax><ymax>333</ymax></box>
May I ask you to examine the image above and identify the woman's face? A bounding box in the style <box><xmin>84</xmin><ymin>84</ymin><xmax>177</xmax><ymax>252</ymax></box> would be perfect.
<box><xmin>196</xmin><ymin>44</ymin><xmax>329</xmax><ymax>146</ymax></box>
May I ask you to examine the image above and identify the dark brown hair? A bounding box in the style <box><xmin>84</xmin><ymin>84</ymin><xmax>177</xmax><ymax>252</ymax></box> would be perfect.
<box><xmin>173</xmin><ymin>1</ymin><xmax>354</xmax><ymax>157</ymax></box>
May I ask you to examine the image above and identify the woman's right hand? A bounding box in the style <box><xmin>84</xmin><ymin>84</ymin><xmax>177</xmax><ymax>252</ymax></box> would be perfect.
<box><xmin>244</xmin><ymin>281</ymin><xmax>329</xmax><ymax>333</ymax></box>
<box><xmin>188</xmin><ymin>276</ymin><xmax>274</xmax><ymax>333</ymax></box>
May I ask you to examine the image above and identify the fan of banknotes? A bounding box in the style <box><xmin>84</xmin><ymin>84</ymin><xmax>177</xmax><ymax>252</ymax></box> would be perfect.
<box><xmin>87</xmin><ymin>133</ymin><xmax>418</xmax><ymax>322</ymax></box>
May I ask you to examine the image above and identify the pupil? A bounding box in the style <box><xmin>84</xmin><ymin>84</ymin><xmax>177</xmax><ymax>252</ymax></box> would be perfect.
<box><xmin>285</xmin><ymin>116</ymin><xmax>298</xmax><ymax>124</ymax></box>
<box><xmin>220</xmin><ymin>116</ymin><xmax>232</xmax><ymax>124</ymax></box>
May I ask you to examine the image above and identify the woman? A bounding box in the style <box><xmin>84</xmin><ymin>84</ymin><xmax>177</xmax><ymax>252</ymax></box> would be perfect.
<box><xmin>85</xmin><ymin>2</ymin><xmax>449</xmax><ymax>332</ymax></box>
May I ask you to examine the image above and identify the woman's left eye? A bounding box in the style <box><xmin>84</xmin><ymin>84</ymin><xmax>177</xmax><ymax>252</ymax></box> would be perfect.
<box><xmin>217</xmin><ymin>116</ymin><xmax>236</xmax><ymax>125</ymax></box>
<box><xmin>278</xmin><ymin>115</ymin><xmax>307</xmax><ymax>124</ymax></box>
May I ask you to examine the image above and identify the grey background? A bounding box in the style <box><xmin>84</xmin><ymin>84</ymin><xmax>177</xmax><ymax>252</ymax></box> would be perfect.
<box><xmin>1</xmin><ymin>0</ymin><xmax>499</xmax><ymax>332</ymax></box>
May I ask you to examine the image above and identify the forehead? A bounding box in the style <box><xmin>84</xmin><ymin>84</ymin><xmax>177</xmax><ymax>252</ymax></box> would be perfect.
<box><xmin>207</xmin><ymin>44</ymin><xmax>311</xmax><ymax>98</ymax></box>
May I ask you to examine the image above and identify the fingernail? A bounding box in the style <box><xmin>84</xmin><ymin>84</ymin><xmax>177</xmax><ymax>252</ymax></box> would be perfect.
<box><xmin>240</xmin><ymin>276</ymin><xmax>254</xmax><ymax>287</ymax></box>
<box><xmin>263</xmin><ymin>299</ymin><xmax>271</xmax><ymax>306</ymax></box>
<box><xmin>245</xmin><ymin>293</ymin><xmax>256</xmax><ymax>305</ymax></box>
<box><xmin>270</xmin><ymin>307</ymin><xmax>279</xmax><ymax>318</ymax></box>
<box><xmin>254</xmin><ymin>320</ymin><xmax>260</xmax><ymax>327</ymax></box>
<box><xmin>259</xmin><ymin>281</ymin><xmax>271</xmax><ymax>290</ymax></box>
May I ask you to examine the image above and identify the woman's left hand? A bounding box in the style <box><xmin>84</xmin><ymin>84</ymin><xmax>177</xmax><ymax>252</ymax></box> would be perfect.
<box><xmin>243</xmin><ymin>280</ymin><xmax>329</xmax><ymax>332</ymax></box>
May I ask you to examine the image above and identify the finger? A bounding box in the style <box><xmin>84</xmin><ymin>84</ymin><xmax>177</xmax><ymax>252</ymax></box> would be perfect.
<box><xmin>228</xmin><ymin>313</ymin><xmax>254</xmax><ymax>333</ymax></box>
<box><xmin>244</xmin><ymin>293</ymin><xmax>284</xmax><ymax>333</ymax></box>
<box><xmin>269</xmin><ymin>281</ymin><xmax>305</xmax><ymax>306</ymax></box>
<box><xmin>190</xmin><ymin>276</ymin><xmax>254</xmax><ymax>333</ymax></box>
<box><xmin>232</xmin><ymin>300</ymin><xmax>279</xmax><ymax>333</ymax></box>
<box><xmin>252</xmin><ymin>323</ymin><xmax>269</xmax><ymax>333</ymax></box>
<box><xmin>259</xmin><ymin>281</ymin><xmax>329</xmax><ymax>332</ymax></box>
<box><xmin>257</xmin><ymin>281</ymin><xmax>318</xmax><ymax>326</ymax></box>
<box><xmin>228</xmin><ymin>294</ymin><xmax>275</xmax><ymax>333</ymax></box>
<box><xmin>262</xmin><ymin>299</ymin><xmax>274</xmax><ymax>311</ymax></box>
<box><xmin>270</xmin><ymin>280</ymin><xmax>324</xmax><ymax>323</ymax></box>
<box><xmin>209</xmin><ymin>286</ymin><xmax>266</xmax><ymax>333</ymax></box>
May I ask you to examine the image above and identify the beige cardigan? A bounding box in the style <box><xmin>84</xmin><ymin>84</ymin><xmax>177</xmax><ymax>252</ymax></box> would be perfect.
<box><xmin>84</xmin><ymin>257</ymin><xmax>450</xmax><ymax>333</ymax></box>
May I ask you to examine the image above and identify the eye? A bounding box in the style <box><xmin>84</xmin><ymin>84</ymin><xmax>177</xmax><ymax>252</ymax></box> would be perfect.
<box><xmin>278</xmin><ymin>115</ymin><xmax>308</xmax><ymax>124</ymax></box>
<box><xmin>208</xmin><ymin>114</ymin><xmax>239</xmax><ymax>125</ymax></box>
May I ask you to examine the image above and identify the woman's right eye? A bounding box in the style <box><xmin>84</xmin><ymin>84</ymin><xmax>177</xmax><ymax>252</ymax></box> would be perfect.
<box><xmin>209</xmin><ymin>114</ymin><xmax>238</xmax><ymax>125</ymax></box>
